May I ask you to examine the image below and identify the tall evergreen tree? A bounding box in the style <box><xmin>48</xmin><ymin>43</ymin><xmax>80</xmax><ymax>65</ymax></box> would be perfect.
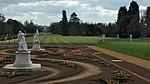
<box><xmin>60</xmin><ymin>10</ymin><xmax>68</xmax><ymax>36</ymax></box>
<box><xmin>0</xmin><ymin>14</ymin><xmax>5</xmax><ymax>35</ymax></box>
<box><xmin>117</xmin><ymin>6</ymin><xmax>128</xmax><ymax>38</ymax></box>
<box><xmin>127</xmin><ymin>1</ymin><xmax>140</xmax><ymax>38</ymax></box>
<box><xmin>69</xmin><ymin>12</ymin><xmax>80</xmax><ymax>35</ymax></box>
<box><xmin>140</xmin><ymin>9</ymin><xmax>148</xmax><ymax>37</ymax></box>
<box><xmin>145</xmin><ymin>7</ymin><xmax>150</xmax><ymax>36</ymax></box>
<box><xmin>69</xmin><ymin>12</ymin><xmax>80</xmax><ymax>23</ymax></box>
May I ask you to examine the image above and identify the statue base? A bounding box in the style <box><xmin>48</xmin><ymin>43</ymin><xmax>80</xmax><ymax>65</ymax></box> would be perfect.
<box><xmin>4</xmin><ymin>51</ymin><xmax>41</xmax><ymax>71</ymax></box>
<box><xmin>29</xmin><ymin>43</ymin><xmax>45</xmax><ymax>51</ymax></box>
<box><xmin>3</xmin><ymin>64</ymin><xmax>41</xmax><ymax>71</ymax></box>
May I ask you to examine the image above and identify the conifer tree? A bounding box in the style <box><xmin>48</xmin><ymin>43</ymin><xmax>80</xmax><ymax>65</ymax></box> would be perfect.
<box><xmin>117</xmin><ymin>6</ymin><xmax>128</xmax><ymax>38</ymax></box>
<box><xmin>60</xmin><ymin>10</ymin><xmax>68</xmax><ymax>36</ymax></box>
<box><xmin>145</xmin><ymin>7</ymin><xmax>150</xmax><ymax>36</ymax></box>
<box><xmin>127</xmin><ymin>1</ymin><xmax>140</xmax><ymax>38</ymax></box>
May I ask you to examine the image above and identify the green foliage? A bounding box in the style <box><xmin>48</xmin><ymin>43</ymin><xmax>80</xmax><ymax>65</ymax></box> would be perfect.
<box><xmin>49</xmin><ymin>22</ymin><xmax>62</xmax><ymax>34</ymax></box>
<box><xmin>60</xmin><ymin>10</ymin><xmax>69</xmax><ymax>36</ymax></box>
<box><xmin>117</xmin><ymin>1</ymin><xmax>140</xmax><ymax>38</ymax></box>
<box><xmin>24</xmin><ymin>20</ymin><xmax>37</xmax><ymax>34</ymax></box>
<box><xmin>112</xmin><ymin>70</ymin><xmax>131</xmax><ymax>81</ymax></box>
<box><xmin>7</xmin><ymin>19</ymin><xmax>24</xmax><ymax>34</ymax></box>
<box><xmin>117</xmin><ymin>6</ymin><xmax>128</xmax><ymax>38</ymax></box>
<box><xmin>69</xmin><ymin>12</ymin><xmax>80</xmax><ymax>23</ymax></box>
<box><xmin>7</xmin><ymin>36</ymin><xmax>12</xmax><ymax>40</ymax></box>
<box><xmin>49</xmin><ymin>11</ymin><xmax>106</xmax><ymax>36</ymax></box>
<box><xmin>0</xmin><ymin>36</ymin><xmax>6</xmax><ymax>41</ymax></box>
<box><xmin>68</xmin><ymin>12</ymin><xmax>80</xmax><ymax>35</ymax></box>
<box><xmin>0</xmin><ymin>14</ymin><xmax>6</xmax><ymax>35</ymax></box>
<box><xmin>127</xmin><ymin>1</ymin><xmax>140</xmax><ymax>38</ymax></box>
<box><xmin>145</xmin><ymin>7</ymin><xmax>150</xmax><ymax>36</ymax></box>
<box><xmin>128</xmin><ymin>1</ymin><xmax>139</xmax><ymax>16</ymax></box>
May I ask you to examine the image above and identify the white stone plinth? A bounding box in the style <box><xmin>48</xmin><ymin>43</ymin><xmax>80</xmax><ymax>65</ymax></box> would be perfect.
<box><xmin>4</xmin><ymin>64</ymin><xmax>41</xmax><ymax>71</ymax></box>
<box><xmin>13</xmin><ymin>51</ymin><xmax>32</xmax><ymax>67</ymax></box>
<box><xmin>30</xmin><ymin>43</ymin><xmax>45</xmax><ymax>51</ymax></box>
<box><xmin>4</xmin><ymin>51</ymin><xmax>41</xmax><ymax>71</ymax></box>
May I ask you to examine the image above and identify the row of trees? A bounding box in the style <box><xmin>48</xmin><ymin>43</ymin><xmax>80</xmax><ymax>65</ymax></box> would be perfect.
<box><xmin>117</xmin><ymin>1</ymin><xmax>150</xmax><ymax>38</ymax></box>
<box><xmin>0</xmin><ymin>14</ymin><xmax>40</xmax><ymax>35</ymax></box>
<box><xmin>48</xmin><ymin>10</ymin><xmax>117</xmax><ymax>36</ymax></box>
<box><xmin>49</xmin><ymin>1</ymin><xmax>150</xmax><ymax>38</ymax></box>
<box><xmin>49</xmin><ymin>21</ymin><xmax>117</xmax><ymax>36</ymax></box>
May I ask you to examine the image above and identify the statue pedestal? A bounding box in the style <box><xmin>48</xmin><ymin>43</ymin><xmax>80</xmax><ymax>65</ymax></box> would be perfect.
<box><xmin>4</xmin><ymin>51</ymin><xmax>41</xmax><ymax>71</ymax></box>
<box><xmin>30</xmin><ymin>43</ymin><xmax>45</xmax><ymax>51</ymax></box>
<box><xmin>14</xmin><ymin>51</ymin><xmax>32</xmax><ymax>67</ymax></box>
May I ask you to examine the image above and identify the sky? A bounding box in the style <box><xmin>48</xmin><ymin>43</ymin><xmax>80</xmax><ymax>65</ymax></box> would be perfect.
<box><xmin>0</xmin><ymin>0</ymin><xmax>149</xmax><ymax>26</ymax></box>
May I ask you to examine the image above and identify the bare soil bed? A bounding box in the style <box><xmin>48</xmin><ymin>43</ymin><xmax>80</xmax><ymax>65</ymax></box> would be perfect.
<box><xmin>0</xmin><ymin>45</ymin><xmax>149</xmax><ymax>84</ymax></box>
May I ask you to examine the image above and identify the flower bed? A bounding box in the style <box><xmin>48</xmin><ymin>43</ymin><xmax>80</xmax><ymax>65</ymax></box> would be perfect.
<box><xmin>112</xmin><ymin>70</ymin><xmax>131</xmax><ymax>82</ymax></box>
<box><xmin>0</xmin><ymin>54</ymin><xmax>15</xmax><ymax>64</ymax></box>
<box><xmin>0</xmin><ymin>71</ymin><xmax>31</xmax><ymax>78</ymax></box>
<box><xmin>33</xmin><ymin>59</ymin><xmax>77</xmax><ymax>69</ymax></box>
<box><xmin>98</xmin><ymin>77</ymin><xmax>119</xmax><ymax>84</ymax></box>
<box><xmin>0</xmin><ymin>55</ymin><xmax>7</xmax><ymax>64</ymax></box>
<box><xmin>97</xmin><ymin>70</ymin><xmax>131</xmax><ymax>84</ymax></box>
<box><xmin>36</xmin><ymin>49</ymin><xmax>89</xmax><ymax>59</ymax></box>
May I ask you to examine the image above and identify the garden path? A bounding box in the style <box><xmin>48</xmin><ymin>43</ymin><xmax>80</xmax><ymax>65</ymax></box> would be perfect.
<box><xmin>31</xmin><ymin>58</ymin><xmax>102</xmax><ymax>84</ymax></box>
<box><xmin>87</xmin><ymin>46</ymin><xmax>150</xmax><ymax>70</ymax></box>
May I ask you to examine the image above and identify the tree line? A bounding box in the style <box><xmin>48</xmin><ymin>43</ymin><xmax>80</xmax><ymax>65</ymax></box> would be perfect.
<box><xmin>0</xmin><ymin>15</ymin><xmax>43</xmax><ymax>36</ymax></box>
<box><xmin>49</xmin><ymin>1</ymin><xmax>150</xmax><ymax>38</ymax></box>
<box><xmin>48</xmin><ymin>10</ymin><xmax>117</xmax><ymax>37</ymax></box>
<box><xmin>117</xmin><ymin>1</ymin><xmax>150</xmax><ymax>38</ymax></box>
<box><xmin>0</xmin><ymin>1</ymin><xmax>150</xmax><ymax>38</ymax></box>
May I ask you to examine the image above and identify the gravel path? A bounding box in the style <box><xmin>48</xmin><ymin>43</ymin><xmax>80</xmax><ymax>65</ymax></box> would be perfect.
<box><xmin>87</xmin><ymin>46</ymin><xmax>150</xmax><ymax>70</ymax></box>
<box><xmin>18</xmin><ymin>66</ymin><xmax>61</xmax><ymax>84</ymax></box>
<box><xmin>32</xmin><ymin>58</ymin><xmax>102</xmax><ymax>84</ymax></box>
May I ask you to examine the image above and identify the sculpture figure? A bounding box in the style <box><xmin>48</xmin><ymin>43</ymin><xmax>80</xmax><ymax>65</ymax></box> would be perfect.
<box><xmin>34</xmin><ymin>29</ymin><xmax>39</xmax><ymax>43</ymax></box>
<box><xmin>18</xmin><ymin>31</ymin><xmax>28</xmax><ymax>51</ymax></box>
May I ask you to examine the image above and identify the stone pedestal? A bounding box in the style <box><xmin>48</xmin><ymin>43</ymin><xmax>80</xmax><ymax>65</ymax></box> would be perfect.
<box><xmin>13</xmin><ymin>51</ymin><xmax>32</xmax><ymax>67</ymax></box>
<box><xmin>30</xmin><ymin>43</ymin><xmax>45</xmax><ymax>51</ymax></box>
<box><xmin>4</xmin><ymin>51</ymin><xmax>41</xmax><ymax>71</ymax></box>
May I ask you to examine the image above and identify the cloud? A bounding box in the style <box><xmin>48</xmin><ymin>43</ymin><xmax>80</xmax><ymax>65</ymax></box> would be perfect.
<box><xmin>0</xmin><ymin>0</ymin><xmax>149</xmax><ymax>25</ymax></box>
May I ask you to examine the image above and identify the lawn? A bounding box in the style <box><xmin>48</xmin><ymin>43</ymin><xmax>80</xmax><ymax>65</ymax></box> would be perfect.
<box><xmin>97</xmin><ymin>42</ymin><xmax>150</xmax><ymax>61</ymax></box>
<box><xmin>26</xmin><ymin>34</ymin><xmax>100</xmax><ymax>44</ymax></box>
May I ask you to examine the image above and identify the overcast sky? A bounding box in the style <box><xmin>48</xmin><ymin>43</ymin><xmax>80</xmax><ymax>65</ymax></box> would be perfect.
<box><xmin>0</xmin><ymin>0</ymin><xmax>149</xmax><ymax>26</ymax></box>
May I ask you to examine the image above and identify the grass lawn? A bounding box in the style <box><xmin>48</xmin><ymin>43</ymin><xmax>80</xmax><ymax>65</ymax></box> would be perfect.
<box><xmin>97</xmin><ymin>42</ymin><xmax>150</xmax><ymax>61</ymax></box>
<box><xmin>26</xmin><ymin>34</ymin><xmax>100</xmax><ymax>44</ymax></box>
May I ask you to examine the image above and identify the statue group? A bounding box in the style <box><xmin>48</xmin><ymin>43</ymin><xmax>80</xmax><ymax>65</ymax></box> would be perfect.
<box><xmin>4</xmin><ymin>30</ymin><xmax>41</xmax><ymax>70</ymax></box>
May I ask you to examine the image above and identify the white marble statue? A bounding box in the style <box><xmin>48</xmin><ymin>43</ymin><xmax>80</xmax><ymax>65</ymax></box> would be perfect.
<box><xmin>130</xmin><ymin>34</ymin><xmax>133</xmax><ymax>42</ymax></box>
<box><xmin>34</xmin><ymin>29</ymin><xmax>40</xmax><ymax>43</ymax></box>
<box><xmin>18</xmin><ymin>31</ymin><xmax>28</xmax><ymax>51</ymax></box>
<box><xmin>102</xmin><ymin>34</ymin><xmax>105</xmax><ymax>42</ymax></box>
<box><xmin>30</xmin><ymin>29</ymin><xmax>45</xmax><ymax>51</ymax></box>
